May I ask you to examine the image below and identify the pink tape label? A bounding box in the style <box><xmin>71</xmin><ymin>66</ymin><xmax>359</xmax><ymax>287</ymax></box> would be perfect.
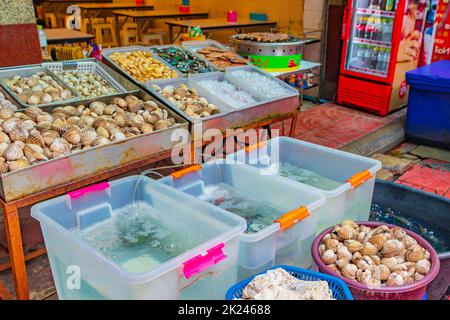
<box><xmin>183</xmin><ymin>243</ymin><xmax>227</xmax><ymax>279</ymax></box>
<box><xmin>68</xmin><ymin>182</ymin><xmax>110</xmax><ymax>199</ymax></box>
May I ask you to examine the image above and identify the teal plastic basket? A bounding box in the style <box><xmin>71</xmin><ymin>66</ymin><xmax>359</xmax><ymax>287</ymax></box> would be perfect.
<box><xmin>225</xmin><ymin>265</ymin><xmax>353</xmax><ymax>300</ymax></box>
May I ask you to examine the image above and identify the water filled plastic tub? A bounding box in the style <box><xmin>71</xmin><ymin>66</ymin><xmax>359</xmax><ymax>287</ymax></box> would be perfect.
<box><xmin>158</xmin><ymin>160</ymin><xmax>325</xmax><ymax>281</ymax></box>
<box><xmin>227</xmin><ymin>137</ymin><xmax>382</xmax><ymax>231</ymax></box>
<box><xmin>31</xmin><ymin>176</ymin><xmax>246</xmax><ymax>300</ymax></box>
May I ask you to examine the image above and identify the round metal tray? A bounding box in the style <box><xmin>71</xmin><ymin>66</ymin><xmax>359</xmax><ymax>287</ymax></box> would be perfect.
<box><xmin>230</xmin><ymin>35</ymin><xmax>307</xmax><ymax>56</ymax></box>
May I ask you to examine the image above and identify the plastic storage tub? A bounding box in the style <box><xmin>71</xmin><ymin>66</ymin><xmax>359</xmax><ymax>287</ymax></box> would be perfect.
<box><xmin>158</xmin><ymin>160</ymin><xmax>325</xmax><ymax>281</ymax></box>
<box><xmin>225</xmin><ymin>265</ymin><xmax>353</xmax><ymax>300</ymax></box>
<box><xmin>31</xmin><ymin>176</ymin><xmax>246</xmax><ymax>300</ymax></box>
<box><xmin>227</xmin><ymin>137</ymin><xmax>382</xmax><ymax>231</ymax></box>
<box><xmin>312</xmin><ymin>222</ymin><xmax>440</xmax><ymax>300</ymax></box>
<box><xmin>405</xmin><ymin>60</ymin><xmax>450</xmax><ymax>150</ymax></box>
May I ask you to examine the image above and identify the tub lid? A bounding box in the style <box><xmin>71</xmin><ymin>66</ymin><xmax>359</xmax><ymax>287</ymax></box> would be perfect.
<box><xmin>406</xmin><ymin>60</ymin><xmax>450</xmax><ymax>89</ymax></box>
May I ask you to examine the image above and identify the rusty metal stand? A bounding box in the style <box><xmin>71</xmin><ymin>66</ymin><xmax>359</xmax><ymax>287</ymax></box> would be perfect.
<box><xmin>0</xmin><ymin>111</ymin><xmax>299</xmax><ymax>300</ymax></box>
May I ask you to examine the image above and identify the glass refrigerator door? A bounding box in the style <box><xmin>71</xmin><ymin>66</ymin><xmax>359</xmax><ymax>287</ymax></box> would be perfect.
<box><xmin>344</xmin><ymin>0</ymin><xmax>397</xmax><ymax>78</ymax></box>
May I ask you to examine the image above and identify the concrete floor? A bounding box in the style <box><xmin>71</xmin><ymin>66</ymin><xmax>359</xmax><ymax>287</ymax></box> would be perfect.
<box><xmin>0</xmin><ymin>101</ymin><xmax>447</xmax><ymax>300</ymax></box>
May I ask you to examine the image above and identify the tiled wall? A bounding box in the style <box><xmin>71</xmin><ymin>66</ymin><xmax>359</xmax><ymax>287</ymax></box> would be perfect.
<box><xmin>0</xmin><ymin>0</ymin><xmax>36</xmax><ymax>25</ymax></box>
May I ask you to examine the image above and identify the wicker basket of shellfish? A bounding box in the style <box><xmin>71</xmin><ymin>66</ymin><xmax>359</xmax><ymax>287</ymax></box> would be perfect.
<box><xmin>311</xmin><ymin>221</ymin><xmax>440</xmax><ymax>300</ymax></box>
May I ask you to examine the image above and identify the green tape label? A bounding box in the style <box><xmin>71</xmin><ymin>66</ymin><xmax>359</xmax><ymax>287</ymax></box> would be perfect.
<box><xmin>242</xmin><ymin>54</ymin><xmax>302</xmax><ymax>69</ymax></box>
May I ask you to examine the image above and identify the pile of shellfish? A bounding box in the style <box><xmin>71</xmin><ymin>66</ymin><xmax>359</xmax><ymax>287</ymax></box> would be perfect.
<box><xmin>54</xmin><ymin>70</ymin><xmax>118</xmax><ymax>99</ymax></box>
<box><xmin>4</xmin><ymin>72</ymin><xmax>74</xmax><ymax>106</ymax></box>
<box><xmin>0</xmin><ymin>95</ymin><xmax>177</xmax><ymax>174</ymax></box>
<box><xmin>319</xmin><ymin>221</ymin><xmax>432</xmax><ymax>287</ymax></box>
<box><xmin>150</xmin><ymin>83</ymin><xmax>221</xmax><ymax>119</ymax></box>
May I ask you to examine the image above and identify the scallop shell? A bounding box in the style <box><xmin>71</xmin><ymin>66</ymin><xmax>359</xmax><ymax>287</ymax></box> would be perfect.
<box><xmin>386</xmin><ymin>272</ymin><xmax>404</xmax><ymax>286</ymax></box>
<box><xmin>113</xmin><ymin>114</ymin><xmax>127</xmax><ymax>127</ymax></box>
<box><xmin>356</xmin><ymin>258</ymin><xmax>371</xmax><ymax>271</ymax></box>
<box><xmin>104</xmin><ymin>104</ymin><xmax>117</xmax><ymax>115</ymax></box>
<box><xmin>62</xmin><ymin>106</ymin><xmax>79</xmax><ymax>117</ymax></box>
<box><xmin>113</xmin><ymin>97</ymin><xmax>127</xmax><ymax>108</ymax></box>
<box><xmin>0</xmin><ymin>108</ymin><xmax>14</xmax><ymax>120</ymax></box>
<box><xmin>381</xmin><ymin>257</ymin><xmax>399</xmax><ymax>271</ymax></box>
<box><xmin>42</xmin><ymin>130</ymin><xmax>60</xmax><ymax>146</ymax></box>
<box><xmin>321</xmin><ymin>249</ymin><xmax>337</xmax><ymax>265</ymax></box>
<box><xmin>126</xmin><ymin>113</ymin><xmax>145</xmax><ymax>127</ymax></box>
<box><xmin>92</xmin><ymin>117</ymin><xmax>108</xmax><ymax>129</ymax></box>
<box><xmin>368</xmin><ymin>234</ymin><xmax>387</xmax><ymax>251</ymax></box>
<box><xmin>323</xmin><ymin>238</ymin><xmax>340</xmax><ymax>252</ymax></box>
<box><xmin>7</xmin><ymin>158</ymin><xmax>30</xmax><ymax>171</ymax></box>
<box><xmin>336</xmin><ymin>245</ymin><xmax>353</xmax><ymax>260</ymax></box>
<box><xmin>50</xmin><ymin>138</ymin><xmax>72</xmax><ymax>155</ymax></box>
<box><xmin>140</xmin><ymin>123</ymin><xmax>154</xmax><ymax>134</ymax></box>
<box><xmin>144</xmin><ymin>114</ymin><xmax>159</xmax><ymax>125</ymax></box>
<box><xmin>154</xmin><ymin>119</ymin><xmax>172</xmax><ymax>131</ymax></box>
<box><xmin>357</xmin><ymin>231</ymin><xmax>369</xmax><ymax>243</ymax></box>
<box><xmin>341</xmin><ymin>263</ymin><xmax>358</xmax><ymax>280</ymax></box>
<box><xmin>143</xmin><ymin>100</ymin><xmax>159</xmax><ymax>112</ymax></box>
<box><xmin>36</xmin><ymin>121</ymin><xmax>53</xmax><ymax>131</ymax></box>
<box><xmin>80</xmin><ymin>129</ymin><xmax>97</xmax><ymax>147</ymax></box>
<box><xmin>372</xmin><ymin>264</ymin><xmax>391</xmax><ymax>281</ymax></box>
<box><xmin>35</xmin><ymin>112</ymin><xmax>53</xmax><ymax>124</ymax></box>
<box><xmin>381</xmin><ymin>239</ymin><xmax>405</xmax><ymax>258</ymax></box>
<box><xmin>0</xmin><ymin>131</ymin><xmax>11</xmax><ymax>144</ymax></box>
<box><xmin>43</xmin><ymin>147</ymin><xmax>53</xmax><ymax>160</ymax></box>
<box><xmin>62</xmin><ymin>128</ymin><xmax>81</xmax><ymax>145</ymax></box>
<box><xmin>1</xmin><ymin>117</ymin><xmax>20</xmax><ymax>133</ymax></box>
<box><xmin>356</xmin><ymin>269</ymin><xmax>371</xmax><ymax>283</ymax></box>
<box><xmin>336</xmin><ymin>257</ymin><xmax>350</xmax><ymax>269</ymax></box>
<box><xmin>96</xmin><ymin>126</ymin><xmax>110</xmax><ymax>139</ymax></box>
<box><xmin>91</xmin><ymin>136</ymin><xmax>110</xmax><ymax>147</ymax></box>
<box><xmin>423</xmin><ymin>249</ymin><xmax>430</xmax><ymax>260</ymax></box>
<box><xmin>3</xmin><ymin>142</ymin><xmax>24</xmax><ymax>161</ymax></box>
<box><xmin>89</xmin><ymin>101</ymin><xmax>106</xmax><ymax>115</ymax></box>
<box><xmin>370</xmin><ymin>255</ymin><xmax>381</xmax><ymax>265</ymax></box>
<box><xmin>0</xmin><ymin>157</ymin><xmax>8</xmax><ymax>173</ymax></box>
<box><xmin>20</xmin><ymin>120</ymin><xmax>36</xmax><ymax>132</ymax></box>
<box><xmin>341</xmin><ymin>220</ymin><xmax>359</xmax><ymax>229</ymax></box>
<box><xmin>127</xmin><ymin>100</ymin><xmax>144</xmax><ymax>113</ymax></box>
<box><xmin>413</xmin><ymin>272</ymin><xmax>425</xmax><ymax>281</ymax></box>
<box><xmin>344</xmin><ymin>240</ymin><xmax>363</xmax><ymax>253</ymax></box>
<box><xmin>415</xmin><ymin>259</ymin><xmax>431</xmax><ymax>275</ymax></box>
<box><xmin>111</xmin><ymin>132</ymin><xmax>126</xmax><ymax>141</ymax></box>
<box><xmin>392</xmin><ymin>227</ymin><xmax>407</xmax><ymax>240</ymax></box>
<box><xmin>24</xmin><ymin>144</ymin><xmax>47</xmax><ymax>163</ymax></box>
<box><xmin>402</xmin><ymin>235</ymin><xmax>418</xmax><ymax>249</ymax></box>
<box><xmin>67</xmin><ymin>116</ymin><xmax>81</xmax><ymax>126</ymax></box>
<box><xmin>406</xmin><ymin>244</ymin><xmax>425</xmax><ymax>263</ymax></box>
<box><xmin>360</xmin><ymin>243</ymin><xmax>378</xmax><ymax>256</ymax></box>
<box><xmin>26</xmin><ymin>130</ymin><xmax>45</xmax><ymax>147</ymax></box>
<box><xmin>335</xmin><ymin>225</ymin><xmax>354</xmax><ymax>240</ymax></box>
<box><xmin>351</xmin><ymin>252</ymin><xmax>362</xmax><ymax>263</ymax></box>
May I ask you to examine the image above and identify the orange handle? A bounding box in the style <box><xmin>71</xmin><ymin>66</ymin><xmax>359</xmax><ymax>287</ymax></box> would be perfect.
<box><xmin>171</xmin><ymin>165</ymin><xmax>202</xmax><ymax>180</ymax></box>
<box><xmin>245</xmin><ymin>141</ymin><xmax>266</xmax><ymax>153</ymax></box>
<box><xmin>275</xmin><ymin>207</ymin><xmax>310</xmax><ymax>231</ymax></box>
<box><xmin>346</xmin><ymin>170</ymin><xmax>372</xmax><ymax>189</ymax></box>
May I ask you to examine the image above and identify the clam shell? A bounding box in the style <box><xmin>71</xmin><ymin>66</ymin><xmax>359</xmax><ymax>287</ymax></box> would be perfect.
<box><xmin>92</xmin><ymin>117</ymin><xmax>108</xmax><ymax>129</ymax></box>
<box><xmin>344</xmin><ymin>239</ymin><xmax>363</xmax><ymax>253</ymax></box>
<box><xmin>406</xmin><ymin>244</ymin><xmax>425</xmax><ymax>263</ymax></box>
<box><xmin>319</xmin><ymin>244</ymin><xmax>326</xmax><ymax>256</ymax></box>
<box><xmin>62</xmin><ymin>106</ymin><xmax>79</xmax><ymax>116</ymax></box>
<box><xmin>323</xmin><ymin>238</ymin><xmax>340</xmax><ymax>252</ymax></box>
<box><xmin>127</xmin><ymin>100</ymin><xmax>144</xmax><ymax>113</ymax></box>
<box><xmin>336</xmin><ymin>257</ymin><xmax>350</xmax><ymax>269</ymax></box>
<box><xmin>0</xmin><ymin>143</ymin><xmax>9</xmax><ymax>157</ymax></box>
<box><xmin>413</xmin><ymin>272</ymin><xmax>425</xmax><ymax>281</ymax></box>
<box><xmin>381</xmin><ymin>257</ymin><xmax>398</xmax><ymax>271</ymax></box>
<box><xmin>0</xmin><ymin>108</ymin><xmax>14</xmax><ymax>120</ymax></box>
<box><xmin>111</xmin><ymin>132</ymin><xmax>126</xmax><ymax>141</ymax></box>
<box><xmin>3</xmin><ymin>142</ymin><xmax>24</xmax><ymax>161</ymax></box>
<box><xmin>356</xmin><ymin>269</ymin><xmax>371</xmax><ymax>283</ymax></box>
<box><xmin>42</xmin><ymin>130</ymin><xmax>60</xmax><ymax>146</ymax></box>
<box><xmin>20</xmin><ymin>120</ymin><xmax>36</xmax><ymax>132</ymax></box>
<box><xmin>381</xmin><ymin>239</ymin><xmax>405</xmax><ymax>258</ymax></box>
<box><xmin>341</xmin><ymin>263</ymin><xmax>357</xmax><ymax>280</ymax></box>
<box><xmin>0</xmin><ymin>157</ymin><xmax>8</xmax><ymax>173</ymax></box>
<box><xmin>386</xmin><ymin>272</ymin><xmax>404</xmax><ymax>286</ymax></box>
<box><xmin>113</xmin><ymin>114</ymin><xmax>127</xmax><ymax>127</ymax></box>
<box><xmin>143</xmin><ymin>100</ymin><xmax>159</xmax><ymax>112</ymax></box>
<box><xmin>7</xmin><ymin>158</ymin><xmax>30</xmax><ymax>171</ymax></box>
<box><xmin>415</xmin><ymin>259</ymin><xmax>431</xmax><ymax>275</ymax></box>
<box><xmin>104</xmin><ymin>104</ymin><xmax>117</xmax><ymax>115</ymax></box>
<box><xmin>36</xmin><ymin>121</ymin><xmax>53</xmax><ymax>131</ymax></box>
<box><xmin>341</xmin><ymin>220</ymin><xmax>358</xmax><ymax>229</ymax></box>
<box><xmin>113</xmin><ymin>97</ymin><xmax>127</xmax><ymax>108</ymax></box>
<box><xmin>24</xmin><ymin>144</ymin><xmax>47</xmax><ymax>163</ymax></box>
<box><xmin>89</xmin><ymin>101</ymin><xmax>106</xmax><ymax>115</ymax></box>
<box><xmin>140</xmin><ymin>123</ymin><xmax>154</xmax><ymax>134</ymax></box>
<box><xmin>326</xmin><ymin>264</ymin><xmax>340</xmax><ymax>274</ymax></box>
<box><xmin>351</xmin><ymin>252</ymin><xmax>362</xmax><ymax>263</ymax></box>
<box><xmin>67</xmin><ymin>116</ymin><xmax>81</xmax><ymax>126</ymax></box>
<box><xmin>96</xmin><ymin>126</ymin><xmax>110</xmax><ymax>139</ymax></box>
<box><xmin>360</xmin><ymin>243</ymin><xmax>378</xmax><ymax>256</ymax></box>
<box><xmin>321</xmin><ymin>249</ymin><xmax>337</xmax><ymax>265</ymax></box>
<box><xmin>402</xmin><ymin>235</ymin><xmax>418</xmax><ymax>249</ymax></box>
<box><xmin>154</xmin><ymin>119</ymin><xmax>172</xmax><ymax>131</ymax></box>
<box><xmin>392</xmin><ymin>227</ymin><xmax>407</xmax><ymax>240</ymax></box>
<box><xmin>336</xmin><ymin>245</ymin><xmax>353</xmax><ymax>260</ymax></box>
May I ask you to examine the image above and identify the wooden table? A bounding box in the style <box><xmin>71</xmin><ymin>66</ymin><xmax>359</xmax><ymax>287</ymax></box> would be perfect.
<box><xmin>112</xmin><ymin>10</ymin><xmax>209</xmax><ymax>45</ymax></box>
<box><xmin>44</xmin><ymin>28</ymin><xmax>94</xmax><ymax>44</ymax></box>
<box><xmin>165</xmin><ymin>18</ymin><xmax>278</xmax><ymax>43</ymax></box>
<box><xmin>78</xmin><ymin>3</ymin><xmax>154</xmax><ymax>19</ymax></box>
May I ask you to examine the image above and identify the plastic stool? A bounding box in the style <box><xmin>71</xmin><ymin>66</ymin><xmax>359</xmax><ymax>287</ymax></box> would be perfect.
<box><xmin>92</xmin><ymin>20</ymin><xmax>118</xmax><ymax>47</ymax></box>
<box><xmin>141</xmin><ymin>33</ymin><xmax>164</xmax><ymax>45</ymax></box>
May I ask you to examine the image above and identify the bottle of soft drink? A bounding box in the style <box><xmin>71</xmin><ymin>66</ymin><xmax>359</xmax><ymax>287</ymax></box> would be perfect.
<box><xmin>381</xmin><ymin>18</ymin><xmax>393</xmax><ymax>42</ymax></box>
<box><xmin>379</xmin><ymin>0</ymin><xmax>387</xmax><ymax>10</ymax></box>
<box><xmin>360</xmin><ymin>16</ymin><xmax>368</xmax><ymax>38</ymax></box>
<box><xmin>372</xmin><ymin>15</ymin><xmax>382</xmax><ymax>40</ymax></box>
<box><xmin>385</xmin><ymin>0</ymin><xmax>396</xmax><ymax>11</ymax></box>
<box><xmin>37</xmin><ymin>25</ymin><xmax>49</xmax><ymax>60</ymax></box>
<box><xmin>376</xmin><ymin>48</ymin><xmax>385</xmax><ymax>70</ymax></box>
<box><xmin>365</xmin><ymin>15</ymin><xmax>374</xmax><ymax>39</ymax></box>
<box><xmin>384</xmin><ymin>48</ymin><xmax>391</xmax><ymax>71</ymax></box>
<box><xmin>370</xmin><ymin>47</ymin><xmax>379</xmax><ymax>69</ymax></box>
<box><xmin>364</xmin><ymin>45</ymin><xmax>373</xmax><ymax>68</ymax></box>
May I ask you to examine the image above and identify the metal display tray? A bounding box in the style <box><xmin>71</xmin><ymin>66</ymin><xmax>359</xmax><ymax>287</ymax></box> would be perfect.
<box><xmin>181</xmin><ymin>40</ymin><xmax>250</xmax><ymax>71</ymax></box>
<box><xmin>229</xmin><ymin>34</ymin><xmax>307</xmax><ymax>57</ymax></box>
<box><xmin>101</xmin><ymin>46</ymin><xmax>184</xmax><ymax>87</ymax></box>
<box><xmin>0</xmin><ymin>89</ymin><xmax>189</xmax><ymax>202</ymax></box>
<box><xmin>149</xmin><ymin>44</ymin><xmax>217</xmax><ymax>75</ymax></box>
<box><xmin>42</xmin><ymin>59</ymin><xmax>140</xmax><ymax>103</ymax></box>
<box><xmin>146</xmin><ymin>68</ymin><xmax>299</xmax><ymax>134</ymax></box>
<box><xmin>0</xmin><ymin>65</ymin><xmax>80</xmax><ymax>109</ymax></box>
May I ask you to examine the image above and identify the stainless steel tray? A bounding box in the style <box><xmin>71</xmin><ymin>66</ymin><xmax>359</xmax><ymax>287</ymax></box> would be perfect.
<box><xmin>181</xmin><ymin>40</ymin><xmax>250</xmax><ymax>71</ymax></box>
<box><xmin>101</xmin><ymin>46</ymin><xmax>183</xmax><ymax>87</ymax></box>
<box><xmin>150</xmin><ymin>44</ymin><xmax>217</xmax><ymax>76</ymax></box>
<box><xmin>146</xmin><ymin>68</ymin><xmax>299</xmax><ymax>134</ymax></box>
<box><xmin>42</xmin><ymin>59</ymin><xmax>140</xmax><ymax>102</ymax></box>
<box><xmin>0</xmin><ymin>89</ymin><xmax>189</xmax><ymax>202</ymax></box>
<box><xmin>0</xmin><ymin>65</ymin><xmax>80</xmax><ymax>109</ymax></box>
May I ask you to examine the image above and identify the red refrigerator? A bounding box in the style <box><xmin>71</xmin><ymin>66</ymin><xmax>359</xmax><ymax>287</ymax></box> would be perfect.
<box><xmin>337</xmin><ymin>0</ymin><xmax>428</xmax><ymax>116</ymax></box>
